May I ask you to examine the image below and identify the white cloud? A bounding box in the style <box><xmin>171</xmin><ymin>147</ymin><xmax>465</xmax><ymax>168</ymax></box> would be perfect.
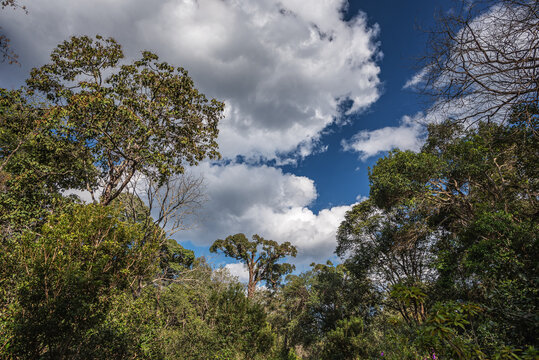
<box><xmin>180</xmin><ymin>162</ymin><xmax>353</xmax><ymax>265</ymax></box>
<box><xmin>62</xmin><ymin>189</ymin><xmax>94</xmax><ymax>203</ymax></box>
<box><xmin>0</xmin><ymin>0</ymin><xmax>382</xmax><ymax>160</ymax></box>
<box><xmin>224</xmin><ymin>263</ymin><xmax>250</xmax><ymax>283</ymax></box>
<box><xmin>223</xmin><ymin>263</ymin><xmax>266</xmax><ymax>288</ymax></box>
<box><xmin>341</xmin><ymin>115</ymin><xmax>426</xmax><ymax>160</ymax></box>
<box><xmin>355</xmin><ymin>194</ymin><xmax>368</xmax><ymax>202</ymax></box>
<box><xmin>1</xmin><ymin>0</ymin><xmax>375</xmax><ymax>266</ymax></box>
<box><xmin>254</xmin><ymin>204</ymin><xmax>351</xmax><ymax>262</ymax></box>
<box><xmin>403</xmin><ymin>65</ymin><xmax>431</xmax><ymax>89</ymax></box>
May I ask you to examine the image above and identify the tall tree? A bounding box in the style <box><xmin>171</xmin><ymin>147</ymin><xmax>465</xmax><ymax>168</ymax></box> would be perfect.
<box><xmin>337</xmin><ymin>194</ymin><xmax>436</xmax><ymax>326</ymax></box>
<box><xmin>210</xmin><ymin>233</ymin><xmax>297</xmax><ymax>298</ymax></box>
<box><xmin>26</xmin><ymin>35</ymin><xmax>224</xmax><ymax>205</ymax></box>
<box><xmin>0</xmin><ymin>36</ymin><xmax>223</xmax><ymax>359</ymax></box>
<box><xmin>337</xmin><ymin>107</ymin><xmax>538</xmax><ymax>356</ymax></box>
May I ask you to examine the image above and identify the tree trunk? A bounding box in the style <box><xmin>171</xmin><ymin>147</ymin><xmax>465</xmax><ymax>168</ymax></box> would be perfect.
<box><xmin>247</xmin><ymin>266</ymin><xmax>257</xmax><ymax>299</ymax></box>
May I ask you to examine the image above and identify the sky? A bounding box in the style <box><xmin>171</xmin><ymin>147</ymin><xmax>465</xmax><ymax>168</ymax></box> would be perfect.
<box><xmin>0</xmin><ymin>0</ymin><xmax>454</xmax><ymax>281</ymax></box>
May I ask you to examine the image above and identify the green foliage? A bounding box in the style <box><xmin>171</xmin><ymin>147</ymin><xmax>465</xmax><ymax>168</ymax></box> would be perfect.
<box><xmin>5</xmin><ymin>204</ymin><xmax>160</xmax><ymax>359</ymax></box>
<box><xmin>389</xmin><ymin>283</ymin><xmax>427</xmax><ymax>324</ymax></box>
<box><xmin>0</xmin><ymin>88</ymin><xmax>91</xmax><ymax>231</ymax></box>
<box><xmin>264</xmin><ymin>272</ymin><xmax>318</xmax><ymax>357</ymax></box>
<box><xmin>264</xmin><ymin>261</ymin><xmax>377</xmax><ymax>360</ymax></box>
<box><xmin>1</xmin><ymin>208</ymin><xmax>278</xmax><ymax>359</ymax></box>
<box><xmin>336</xmin><ymin>197</ymin><xmax>434</xmax><ymax>328</ymax></box>
<box><xmin>321</xmin><ymin>316</ymin><xmax>368</xmax><ymax>360</ymax></box>
<box><xmin>368</xmin><ymin>150</ymin><xmax>441</xmax><ymax>210</ymax></box>
<box><xmin>125</xmin><ymin>262</ymin><xmax>275</xmax><ymax>360</ymax></box>
<box><xmin>420</xmin><ymin>301</ymin><xmax>484</xmax><ymax>359</ymax></box>
<box><xmin>310</xmin><ymin>262</ymin><xmax>375</xmax><ymax>334</ymax></box>
<box><xmin>160</xmin><ymin>238</ymin><xmax>195</xmax><ymax>278</ymax></box>
<box><xmin>25</xmin><ymin>35</ymin><xmax>224</xmax><ymax>205</ymax></box>
<box><xmin>334</xmin><ymin>107</ymin><xmax>538</xmax><ymax>359</ymax></box>
<box><xmin>110</xmin><ymin>193</ymin><xmax>195</xmax><ymax>280</ymax></box>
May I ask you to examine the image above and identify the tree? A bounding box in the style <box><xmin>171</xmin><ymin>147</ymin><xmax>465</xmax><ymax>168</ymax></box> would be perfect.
<box><xmin>210</xmin><ymin>233</ymin><xmax>297</xmax><ymax>298</ymax></box>
<box><xmin>0</xmin><ymin>36</ymin><xmax>222</xmax><ymax>359</ymax></box>
<box><xmin>7</xmin><ymin>204</ymin><xmax>161</xmax><ymax>359</ymax></box>
<box><xmin>336</xmin><ymin>197</ymin><xmax>436</xmax><ymax>326</ymax></box>
<box><xmin>333</xmin><ymin>109</ymin><xmax>537</xmax><ymax>358</ymax></box>
<box><xmin>339</xmin><ymin>107</ymin><xmax>538</xmax><ymax>355</ymax></box>
<box><xmin>110</xmin><ymin>191</ymin><xmax>196</xmax><ymax>284</ymax></box>
<box><xmin>309</xmin><ymin>262</ymin><xmax>376</xmax><ymax>335</ymax></box>
<box><xmin>110</xmin><ymin>260</ymin><xmax>274</xmax><ymax>360</ymax></box>
<box><xmin>26</xmin><ymin>35</ymin><xmax>224</xmax><ymax>205</ymax></box>
<box><xmin>264</xmin><ymin>261</ymin><xmax>378</xmax><ymax>359</ymax></box>
<box><xmin>321</xmin><ymin>316</ymin><xmax>369</xmax><ymax>360</ymax></box>
<box><xmin>0</xmin><ymin>0</ymin><xmax>26</xmax><ymax>64</ymax></box>
<box><xmin>266</xmin><ymin>272</ymin><xmax>317</xmax><ymax>356</ymax></box>
<box><xmin>0</xmin><ymin>88</ymin><xmax>91</xmax><ymax>234</ymax></box>
<box><xmin>124</xmin><ymin>172</ymin><xmax>208</xmax><ymax>236</ymax></box>
<box><xmin>416</xmin><ymin>0</ymin><xmax>538</xmax><ymax>125</ymax></box>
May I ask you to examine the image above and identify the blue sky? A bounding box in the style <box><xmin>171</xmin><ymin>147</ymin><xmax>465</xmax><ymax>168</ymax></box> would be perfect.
<box><xmin>289</xmin><ymin>0</ymin><xmax>450</xmax><ymax>213</ymax></box>
<box><xmin>0</xmin><ymin>0</ymin><xmax>454</xmax><ymax>279</ymax></box>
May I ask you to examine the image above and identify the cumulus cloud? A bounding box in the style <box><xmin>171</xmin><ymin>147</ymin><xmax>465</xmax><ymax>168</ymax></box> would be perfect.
<box><xmin>223</xmin><ymin>263</ymin><xmax>268</xmax><ymax>288</ymax></box>
<box><xmin>341</xmin><ymin>115</ymin><xmax>426</xmax><ymax>160</ymax></box>
<box><xmin>224</xmin><ymin>263</ymin><xmax>250</xmax><ymax>283</ymax></box>
<box><xmin>180</xmin><ymin>162</ymin><xmax>352</xmax><ymax>265</ymax></box>
<box><xmin>1</xmin><ymin>0</ymin><xmax>382</xmax><ymax>160</ymax></box>
<box><xmin>1</xmin><ymin>0</ymin><xmax>377</xmax><ymax>266</ymax></box>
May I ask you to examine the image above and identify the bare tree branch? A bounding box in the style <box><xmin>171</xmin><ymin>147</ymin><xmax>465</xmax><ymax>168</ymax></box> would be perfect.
<box><xmin>416</xmin><ymin>0</ymin><xmax>538</xmax><ymax>125</ymax></box>
<box><xmin>125</xmin><ymin>171</ymin><xmax>207</xmax><ymax>236</ymax></box>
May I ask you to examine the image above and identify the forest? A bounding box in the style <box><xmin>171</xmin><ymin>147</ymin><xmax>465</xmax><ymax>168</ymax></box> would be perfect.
<box><xmin>0</xmin><ymin>0</ymin><xmax>537</xmax><ymax>359</ymax></box>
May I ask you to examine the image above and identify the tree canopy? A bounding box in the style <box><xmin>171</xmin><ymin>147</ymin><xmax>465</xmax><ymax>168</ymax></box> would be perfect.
<box><xmin>1</xmin><ymin>1</ymin><xmax>538</xmax><ymax>359</ymax></box>
<box><xmin>26</xmin><ymin>35</ymin><xmax>224</xmax><ymax>205</ymax></box>
<box><xmin>334</xmin><ymin>107</ymin><xmax>538</xmax><ymax>358</ymax></box>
